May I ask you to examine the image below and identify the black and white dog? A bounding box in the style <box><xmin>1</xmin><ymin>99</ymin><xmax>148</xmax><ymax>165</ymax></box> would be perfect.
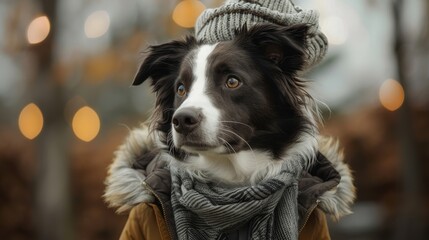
<box><xmin>132</xmin><ymin>23</ymin><xmax>319</xmax><ymax>185</ymax></box>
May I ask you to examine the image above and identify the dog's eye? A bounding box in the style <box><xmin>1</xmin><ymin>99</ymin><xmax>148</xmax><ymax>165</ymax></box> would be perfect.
<box><xmin>177</xmin><ymin>84</ymin><xmax>186</xmax><ymax>97</ymax></box>
<box><xmin>225</xmin><ymin>77</ymin><xmax>241</xmax><ymax>89</ymax></box>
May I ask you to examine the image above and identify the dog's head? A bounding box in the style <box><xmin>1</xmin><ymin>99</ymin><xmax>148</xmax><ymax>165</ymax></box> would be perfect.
<box><xmin>133</xmin><ymin>23</ymin><xmax>314</xmax><ymax>161</ymax></box>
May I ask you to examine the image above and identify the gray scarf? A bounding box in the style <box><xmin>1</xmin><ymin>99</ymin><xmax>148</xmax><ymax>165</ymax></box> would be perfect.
<box><xmin>170</xmin><ymin>160</ymin><xmax>303</xmax><ymax>240</ymax></box>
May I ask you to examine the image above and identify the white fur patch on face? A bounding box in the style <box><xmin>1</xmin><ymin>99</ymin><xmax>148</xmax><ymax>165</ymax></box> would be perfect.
<box><xmin>173</xmin><ymin>44</ymin><xmax>221</xmax><ymax>149</ymax></box>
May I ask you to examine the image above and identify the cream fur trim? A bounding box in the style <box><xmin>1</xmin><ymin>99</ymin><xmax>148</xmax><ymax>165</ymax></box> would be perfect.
<box><xmin>318</xmin><ymin>136</ymin><xmax>356</xmax><ymax>220</ymax></box>
<box><xmin>103</xmin><ymin>124</ymin><xmax>156</xmax><ymax>213</ymax></box>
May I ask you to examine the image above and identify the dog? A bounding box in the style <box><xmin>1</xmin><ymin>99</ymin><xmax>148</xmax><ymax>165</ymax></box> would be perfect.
<box><xmin>104</xmin><ymin>23</ymin><xmax>355</xmax><ymax>239</ymax></box>
<box><xmin>131</xmin><ymin>23</ymin><xmax>320</xmax><ymax>185</ymax></box>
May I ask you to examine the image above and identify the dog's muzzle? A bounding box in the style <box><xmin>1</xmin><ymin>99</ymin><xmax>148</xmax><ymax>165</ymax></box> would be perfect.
<box><xmin>172</xmin><ymin>107</ymin><xmax>221</xmax><ymax>152</ymax></box>
<box><xmin>172</xmin><ymin>107</ymin><xmax>202</xmax><ymax>135</ymax></box>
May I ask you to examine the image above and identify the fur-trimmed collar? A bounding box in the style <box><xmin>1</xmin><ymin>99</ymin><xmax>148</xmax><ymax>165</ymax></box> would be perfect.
<box><xmin>104</xmin><ymin>124</ymin><xmax>355</xmax><ymax>220</ymax></box>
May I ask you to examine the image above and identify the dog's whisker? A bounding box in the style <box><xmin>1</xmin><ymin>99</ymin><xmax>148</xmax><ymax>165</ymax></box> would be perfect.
<box><xmin>219</xmin><ymin>128</ymin><xmax>256</xmax><ymax>161</ymax></box>
<box><xmin>220</xmin><ymin>121</ymin><xmax>253</xmax><ymax>131</ymax></box>
<box><xmin>167</xmin><ymin>130</ymin><xmax>175</xmax><ymax>156</ymax></box>
<box><xmin>219</xmin><ymin>137</ymin><xmax>236</xmax><ymax>155</ymax></box>
<box><xmin>218</xmin><ymin>132</ymin><xmax>237</xmax><ymax>153</ymax></box>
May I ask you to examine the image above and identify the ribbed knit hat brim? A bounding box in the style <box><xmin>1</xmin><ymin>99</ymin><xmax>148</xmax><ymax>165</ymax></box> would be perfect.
<box><xmin>195</xmin><ymin>0</ymin><xmax>328</xmax><ymax>69</ymax></box>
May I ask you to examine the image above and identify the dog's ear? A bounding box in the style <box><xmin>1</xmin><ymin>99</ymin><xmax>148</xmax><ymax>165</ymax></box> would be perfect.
<box><xmin>132</xmin><ymin>37</ymin><xmax>196</xmax><ymax>137</ymax></box>
<box><xmin>235</xmin><ymin>23</ymin><xmax>309</xmax><ymax>75</ymax></box>
<box><xmin>132</xmin><ymin>36</ymin><xmax>196</xmax><ymax>86</ymax></box>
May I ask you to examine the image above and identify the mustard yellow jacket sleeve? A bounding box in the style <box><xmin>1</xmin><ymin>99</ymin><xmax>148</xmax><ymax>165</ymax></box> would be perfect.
<box><xmin>120</xmin><ymin>203</ymin><xmax>171</xmax><ymax>240</ymax></box>
<box><xmin>299</xmin><ymin>208</ymin><xmax>331</xmax><ymax>240</ymax></box>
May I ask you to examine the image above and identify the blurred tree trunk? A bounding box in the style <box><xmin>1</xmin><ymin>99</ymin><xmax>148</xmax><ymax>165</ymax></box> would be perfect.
<box><xmin>392</xmin><ymin>0</ymin><xmax>425</xmax><ymax>239</ymax></box>
<box><xmin>416</xmin><ymin>0</ymin><xmax>429</xmax><ymax>95</ymax></box>
<box><xmin>32</xmin><ymin>0</ymin><xmax>73</xmax><ymax>239</ymax></box>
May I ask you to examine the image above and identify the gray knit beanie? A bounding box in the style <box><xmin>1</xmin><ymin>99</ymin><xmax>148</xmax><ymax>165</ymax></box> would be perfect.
<box><xmin>195</xmin><ymin>0</ymin><xmax>328</xmax><ymax>69</ymax></box>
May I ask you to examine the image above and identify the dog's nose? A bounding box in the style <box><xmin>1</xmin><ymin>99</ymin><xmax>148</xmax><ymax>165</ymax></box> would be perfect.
<box><xmin>172</xmin><ymin>108</ymin><xmax>202</xmax><ymax>134</ymax></box>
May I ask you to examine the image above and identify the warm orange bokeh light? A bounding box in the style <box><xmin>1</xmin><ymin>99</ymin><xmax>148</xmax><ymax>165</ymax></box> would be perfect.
<box><xmin>27</xmin><ymin>16</ymin><xmax>50</xmax><ymax>44</ymax></box>
<box><xmin>379</xmin><ymin>79</ymin><xmax>405</xmax><ymax>111</ymax></box>
<box><xmin>172</xmin><ymin>0</ymin><xmax>206</xmax><ymax>28</ymax></box>
<box><xmin>72</xmin><ymin>106</ymin><xmax>101</xmax><ymax>142</ymax></box>
<box><xmin>84</xmin><ymin>10</ymin><xmax>110</xmax><ymax>38</ymax></box>
<box><xmin>19</xmin><ymin>103</ymin><xmax>44</xmax><ymax>139</ymax></box>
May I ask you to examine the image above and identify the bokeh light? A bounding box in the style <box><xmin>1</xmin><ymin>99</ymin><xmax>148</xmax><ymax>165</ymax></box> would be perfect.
<box><xmin>172</xmin><ymin>0</ymin><xmax>205</xmax><ymax>28</ymax></box>
<box><xmin>72</xmin><ymin>106</ymin><xmax>101</xmax><ymax>142</ymax></box>
<box><xmin>84</xmin><ymin>10</ymin><xmax>110</xmax><ymax>38</ymax></box>
<box><xmin>379</xmin><ymin>79</ymin><xmax>405</xmax><ymax>111</ymax></box>
<box><xmin>27</xmin><ymin>16</ymin><xmax>50</xmax><ymax>44</ymax></box>
<box><xmin>320</xmin><ymin>15</ymin><xmax>348</xmax><ymax>45</ymax></box>
<box><xmin>18</xmin><ymin>103</ymin><xmax>44</xmax><ymax>140</ymax></box>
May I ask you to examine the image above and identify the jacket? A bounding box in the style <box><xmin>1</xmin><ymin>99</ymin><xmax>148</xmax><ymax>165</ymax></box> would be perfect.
<box><xmin>104</xmin><ymin>125</ymin><xmax>356</xmax><ymax>240</ymax></box>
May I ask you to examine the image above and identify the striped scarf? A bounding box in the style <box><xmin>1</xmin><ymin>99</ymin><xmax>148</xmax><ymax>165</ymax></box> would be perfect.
<box><xmin>170</xmin><ymin>161</ymin><xmax>303</xmax><ymax>240</ymax></box>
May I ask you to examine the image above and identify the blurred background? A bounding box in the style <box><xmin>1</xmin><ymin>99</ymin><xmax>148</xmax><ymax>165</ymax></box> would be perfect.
<box><xmin>0</xmin><ymin>0</ymin><xmax>427</xmax><ymax>239</ymax></box>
